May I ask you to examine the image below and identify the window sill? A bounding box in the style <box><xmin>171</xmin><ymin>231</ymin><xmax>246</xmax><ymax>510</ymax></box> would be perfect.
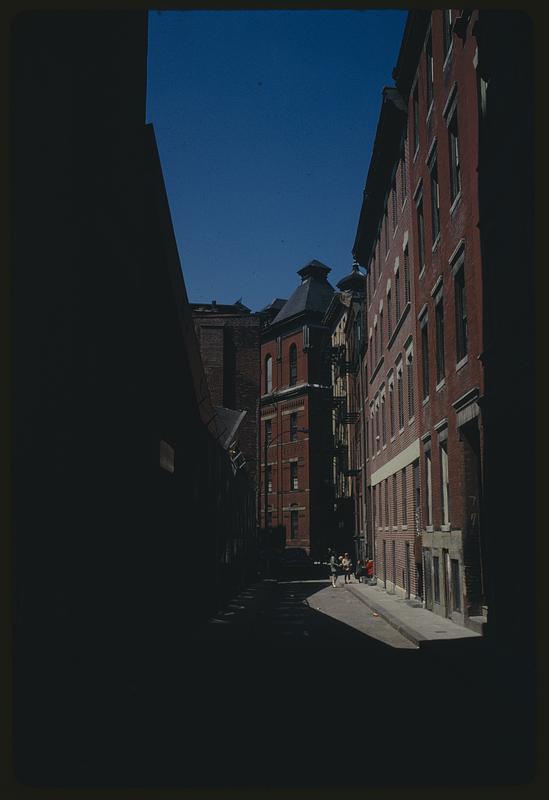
<box><xmin>455</xmin><ymin>355</ymin><xmax>468</xmax><ymax>372</ymax></box>
<box><xmin>450</xmin><ymin>191</ymin><xmax>462</xmax><ymax>216</ymax></box>
<box><xmin>431</xmin><ymin>233</ymin><xmax>441</xmax><ymax>253</ymax></box>
<box><xmin>390</xmin><ymin>436</ymin><xmax>396</xmax><ymax>443</ymax></box>
<box><xmin>426</xmin><ymin>525</ymin><xmax>434</xmax><ymax>532</ymax></box>
<box><xmin>441</xmin><ymin>524</ymin><xmax>451</xmax><ymax>532</ymax></box>
<box><xmin>422</xmin><ymin>395</ymin><xmax>430</xmax><ymax>406</ymax></box>
<box><xmin>426</xmin><ymin>101</ymin><xmax>434</xmax><ymax>124</ymax></box>
<box><xmin>401</xmin><ymin>197</ymin><xmax>408</xmax><ymax>212</ymax></box>
<box><xmin>418</xmin><ymin>266</ymin><xmax>426</xmax><ymax>281</ymax></box>
<box><xmin>399</xmin><ymin>427</ymin><xmax>405</xmax><ymax>435</ymax></box>
<box><xmin>401</xmin><ymin>525</ymin><xmax>408</xmax><ymax>531</ymax></box>
<box><xmin>413</xmin><ymin>146</ymin><xmax>420</xmax><ymax>164</ymax></box>
<box><xmin>369</xmin><ymin>354</ymin><xmax>385</xmax><ymax>384</ymax></box>
<box><xmin>387</xmin><ymin>302</ymin><xmax>411</xmax><ymax>350</ymax></box>
<box><xmin>392</xmin><ymin>526</ymin><xmax>398</xmax><ymax>531</ymax></box>
<box><xmin>382</xmin><ymin>444</ymin><xmax>387</xmax><ymax>450</ymax></box>
<box><xmin>442</xmin><ymin>44</ymin><xmax>454</xmax><ymax>73</ymax></box>
<box><xmin>408</xmin><ymin>416</ymin><xmax>415</xmax><ymax>426</ymax></box>
<box><xmin>393</xmin><ymin>224</ymin><xmax>399</xmax><ymax>240</ymax></box>
<box><xmin>436</xmin><ymin>378</ymin><xmax>446</xmax><ymax>392</ymax></box>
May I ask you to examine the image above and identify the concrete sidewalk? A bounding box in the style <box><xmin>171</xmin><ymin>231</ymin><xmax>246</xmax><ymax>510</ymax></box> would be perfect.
<box><xmin>345</xmin><ymin>580</ymin><xmax>482</xmax><ymax>651</ymax></box>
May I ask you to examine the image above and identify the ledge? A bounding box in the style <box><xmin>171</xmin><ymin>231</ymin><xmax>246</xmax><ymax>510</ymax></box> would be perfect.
<box><xmin>449</xmin><ymin>191</ymin><xmax>462</xmax><ymax>217</ymax></box>
<box><xmin>387</xmin><ymin>302</ymin><xmax>411</xmax><ymax>350</ymax></box>
<box><xmin>369</xmin><ymin>355</ymin><xmax>385</xmax><ymax>384</ymax></box>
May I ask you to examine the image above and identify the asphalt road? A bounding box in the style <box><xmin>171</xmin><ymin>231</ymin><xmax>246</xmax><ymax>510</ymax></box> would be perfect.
<box><xmin>14</xmin><ymin>578</ymin><xmax>536</xmax><ymax>789</ymax></box>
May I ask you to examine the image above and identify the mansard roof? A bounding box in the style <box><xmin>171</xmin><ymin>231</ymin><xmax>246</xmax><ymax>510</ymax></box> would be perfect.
<box><xmin>270</xmin><ymin>260</ymin><xmax>335</xmax><ymax>326</ymax></box>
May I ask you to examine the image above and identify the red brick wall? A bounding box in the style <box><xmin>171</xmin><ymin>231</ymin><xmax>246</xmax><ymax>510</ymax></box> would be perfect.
<box><xmin>363</xmin><ymin>106</ymin><xmax>421</xmax><ymax>596</ymax></box>
<box><xmin>193</xmin><ymin>311</ymin><xmax>260</xmax><ymax>484</ymax></box>
<box><xmin>260</xmin><ymin>322</ymin><xmax>333</xmax><ymax>556</ymax></box>
<box><xmin>406</xmin><ymin>10</ymin><xmax>483</xmax><ymax>535</ymax></box>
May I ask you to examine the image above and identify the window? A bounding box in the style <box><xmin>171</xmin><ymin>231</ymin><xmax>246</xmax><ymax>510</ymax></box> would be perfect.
<box><xmin>448</xmin><ymin>108</ymin><xmax>461</xmax><ymax>203</ymax></box>
<box><xmin>381</xmin><ymin>392</ymin><xmax>386</xmax><ymax>447</ymax></box>
<box><xmin>395</xmin><ymin>267</ymin><xmax>401</xmax><ymax>320</ymax></box>
<box><xmin>393</xmin><ymin>473</ymin><xmax>398</xmax><ymax>526</ymax></box>
<box><xmin>433</xmin><ymin>555</ymin><xmax>441</xmax><ymax>602</ymax></box>
<box><xmin>384</xmin><ymin>209</ymin><xmax>389</xmax><ymax>256</ymax></box>
<box><xmin>425</xmin><ymin>446</ymin><xmax>433</xmax><ymax>526</ymax></box>
<box><xmin>387</xmin><ymin>289</ymin><xmax>392</xmax><ymax>338</ymax></box>
<box><xmin>374</xmin><ymin>322</ymin><xmax>378</xmax><ymax>364</ymax></box>
<box><xmin>402</xmin><ymin>467</ymin><xmax>407</xmax><ymax>525</ymax></box>
<box><xmin>397</xmin><ymin>364</ymin><xmax>404</xmax><ymax>431</ymax></box>
<box><xmin>416</xmin><ymin>196</ymin><xmax>426</xmax><ymax>273</ymax></box>
<box><xmin>384</xmin><ymin>479</ymin><xmax>389</xmax><ymax>527</ymax></box>
<box><xmin>451</xmin><ymin>559</ymin><xmax>461</xmax><ymax>611</ymax></box>
<box><xmin>454</xmin><ymin>263</ymin><xmax>468</xmax><ymax>361</ymax></box>
<box><xmin>290</xmin><ymin>461</ymin><xmax>298</xmax><ymax>490</ymax></box>
<box><xmin>400</xmin><ymin>142</ymin><xmax>407</xmax><ymax>203</ymax></box>
<box><xmin>365</xmin><ymin>419</ymin><xmax>369</xmax><ymax>459</ymax></box>
<box><xmin>265</xmin><ymin>418</ymin><xmax>272</xmax><ymax>446</ymax></box>
<box><xmin>443</xmin><ymin>10</ymin><xmax>453</xmax><ymax>62</ymax></box>
<box><xmin>426</xmin><ymin>32</ymin><xmax>434</xmax><ymax>112</ymax></box>
<box><xmin>429</xmin><ymin>151</ymin><xmax>440</xmax><ymax>243</ymax></box>
<box><xmin>376</xmin><ymin>402</ymin><xmax>381</xmax><ymax>453</ymax></box>
<box><xmin>420</xmin><ymin>314</ymin><xmax>430</xmax><ymax>398</ymax></box>
<box><xmin>290</xmin><ymin>412</ymin><xmax>298</xmax><ymax>441</ymax></box>
<box><xmin>407</xmin><ymin>348</ymin><xmax>414</xmax><ymax>420</ymax></box>
<box><xmin>389</xmin><ymin>379</ymin><xmax>395</xmax><ymax>438</ymax></box>
<box><xmin>289</xmin><ymin>343</ymin><xmax>297</xmax><ymax>386</ymax></box>
<box><xmin>392</xmin><ymin>179</ymin><xmax>398</xmax><ymax>232</ymax></box>
<box><xmin>267</xmin><ymin>510</ymin><xmax>273</xmax><ymax>530</ymax></box>
<box><xmin>435</xmin><ymin>291</ymin><xmax>445</xmax><ymax>383</ymax></box>
<box><xmin>440</xmin><ymin>438</ymin><xmax>450</xmax><ymax>526</ymax></box>
<box><xmin>266</xmin><ymin>464</ymin><xmax>272</xmax><ymax>493</ymax></box>
<box><xmin>265</xmin><ymin>354</ymin><xmax>272</xmax><ymax>393</ymax></box>
<box><xmin>413</xmin><ymin>459</ymin><xmax>420</xmax><ymax>530</ymax></box>
<box><xmin>290</xmin><ymin>507</ymin><xmax>299</xmax><ymax>540</ymax></box>
<box><xmin>380</xmin><ymin>308</ymin><xmax>384</xmax><ymax>352</ymax></box>
<box><xmin>404</xmin><ymin>247</ymin><xmax>411</xmax><ymax>303</ymax></box>
<box><xmin>413</xmin><ymin>83</ymin><xmax>420</xmax><ymax>154</ymax></box>
<box><xmin>392</xmin><ymin>539</ymin><xmax>396</xmax><ymax>588</ymax></box>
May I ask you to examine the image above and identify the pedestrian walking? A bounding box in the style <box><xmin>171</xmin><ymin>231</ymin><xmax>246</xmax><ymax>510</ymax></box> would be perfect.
<box><xmin>328</xmin><ymin>549</ymin><xmax>338</xmax><ymax>588</ymax></box>
<box><xmin>341</xmin><ymin>552</ymin><xmax>353</xmax><ymax>584</ymax></box>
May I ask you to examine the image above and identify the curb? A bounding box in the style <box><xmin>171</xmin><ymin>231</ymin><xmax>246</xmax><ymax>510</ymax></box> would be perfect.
<box><xmin>346</xmin><ymin>584</ymin><xmax>427</xmax><ymax>648</ymax></box>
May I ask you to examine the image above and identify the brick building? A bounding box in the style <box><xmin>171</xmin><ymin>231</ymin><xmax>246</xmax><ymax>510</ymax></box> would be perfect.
<box><xmin>259</xmin><ymin>261</ymin><xmax>335</xmax><ymax>558</ymax></box>
<box><xmin>390</xmin><ymin>9</ymin><xmax>486</xmax><ymax>627</ymax></box>
<box><xmin>323</xmin><ymin>262</ymin><xmax>367</xmax><ymax>561</ymax></box>
<box><xmin>354</xmin><ymin>85</ymin><xmax>422</xmax><ymax>600</ymax></box>
<box><xmin>191</xmin><ymin>301</ymin><xmax>261</xmax><ymax>486</ymax></box>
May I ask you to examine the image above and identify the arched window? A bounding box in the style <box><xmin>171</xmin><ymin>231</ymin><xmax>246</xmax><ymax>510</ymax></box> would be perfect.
<box><xmin>265</xmin><ymin>354</ymin><xmax>272</xmax><ymax>393</ymax></box>
<box><xmin>289</xmin><ymin>344</ymin><xmax>297</xmax><ymax>386</ymax></box>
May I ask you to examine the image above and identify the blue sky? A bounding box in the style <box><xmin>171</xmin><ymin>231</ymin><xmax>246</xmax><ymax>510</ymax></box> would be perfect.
<box><xmin>146</xmin><ymin>9</ymin><xmax>407</xmax><ymax>311</ymax></box>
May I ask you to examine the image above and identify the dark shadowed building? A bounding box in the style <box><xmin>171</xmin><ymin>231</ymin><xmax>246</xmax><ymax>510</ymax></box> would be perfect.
<box><xmin>10</xmin><ymin>10</ymin><xmax>256</xmax><ymax>784</ymax></box>
<box><xmin>191</xmin><ymin>300</ymin><xmax>261</xmax><ymax>487</ymax></box>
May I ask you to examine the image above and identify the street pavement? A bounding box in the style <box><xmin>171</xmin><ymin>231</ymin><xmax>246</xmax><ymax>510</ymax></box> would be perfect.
<box><xmin>15</xmin><ymin>576</ymin><xmax>536</xmax><ymax>790</ymax></box>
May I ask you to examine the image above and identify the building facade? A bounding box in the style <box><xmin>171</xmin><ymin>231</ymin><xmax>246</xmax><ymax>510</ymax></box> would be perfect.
<box><xmin>354</xmin><ymin>86</ymin><xmax>422</xmax><ymax>600</ymax></box>
<box><xmin>323</xmin><ymin>263</ymin><xmax>367</xmax><ymax>562</ymax></box>
<box><xmin>392</xmin><ymin>9</ymin><xmax>486</xmax><ymax>626</ymax></box>
<box><xmin>259</xmin><ymin>261</ymin><xmax>335</xmax><ymax>558</ymax></box>
<box><xmin>191</xmin><ymin>300</ymin><xmax>261</xmax><ymax>487</ymax></box>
